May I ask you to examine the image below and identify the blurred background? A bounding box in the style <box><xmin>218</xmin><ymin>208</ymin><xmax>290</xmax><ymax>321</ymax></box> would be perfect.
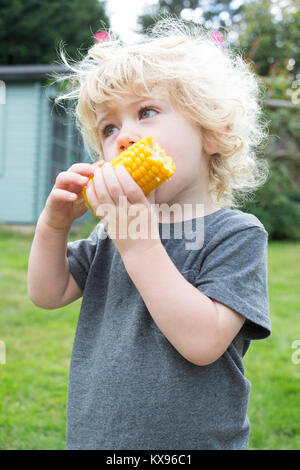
<box><xmin>0</xmin><ymin>0</ymin><xmax>299</xmax><ymax>450</ymax></box>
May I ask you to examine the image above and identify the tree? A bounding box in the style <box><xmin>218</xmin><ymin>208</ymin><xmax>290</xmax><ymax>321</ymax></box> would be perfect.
<box><xmin>137</xmin><ymin>0</ymin><xmax>245</xmax><ymax>35</ymax></box>
<box><xmin>138</xmin><ymin>0</ymin><xmax>300</xmax><ymax>81</ymax></box>
<box><xmin>195</xmin><ymin>0</ymin><xmax>245</xmax><ymax>29</ymax></box>
<box><xmin>137</xmin><ymin>0</ymin><xmax>199</xmax><ymax>35</ymax></box>
<box><xmin>236</xmin><ymin>0</ymin><xmax>300</xmax><ymax>80</ymax></box>
<box><xmin>0</xmin><ymin>0</ymin><xmax>110</xmax><ymax>65</ymax></box>
<box><xmin>237</xmin><ymin>0</ymin><xmax>300</xmax><ymax>240</ymax></box>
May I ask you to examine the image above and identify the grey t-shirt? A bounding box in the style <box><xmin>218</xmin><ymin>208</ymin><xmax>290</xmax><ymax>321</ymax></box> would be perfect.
<box><xmin>66</xmin><ymin>207</ymin><xmax>271</xmax><ymax>450</ymax></box>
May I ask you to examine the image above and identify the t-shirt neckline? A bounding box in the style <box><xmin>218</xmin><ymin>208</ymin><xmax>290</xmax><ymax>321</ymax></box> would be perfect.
<box><xmin>158</xmin><ymin>207</ymin><xmax>228</xmax><ymax>226</ymax></box>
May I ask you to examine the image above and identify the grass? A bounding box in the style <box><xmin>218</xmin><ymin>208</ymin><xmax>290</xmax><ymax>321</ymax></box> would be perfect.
<box><xmin>0</xmin><ymin>227</ymin><xmax>299</xmax><ymax>450</ymax></box>
<box><xmin>244</xmin><ymin>241</ymin><xmax>300</xmax><ymax>450</ymax></box>
<box><xmin>0</xmin><ymin>229</ymin><xmax>79</xmax><ymax>449</ymax></box>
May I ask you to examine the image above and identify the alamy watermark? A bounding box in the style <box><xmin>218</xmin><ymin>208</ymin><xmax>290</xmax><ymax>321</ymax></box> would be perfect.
<box><xmin>291</xmin><ymin>340</ymin><xmax>300</xmax><ymax>365</ymax></box>
<box><xmin>96</xmin><ymin>197</ymin><xmax>205</xmax><ymax>250</ymax></box>
<box><xmin>0</xmin><ymin>340</ymin><xmax>6</xmax><ymax>364</ymax></box>
<box><xmin>291</xmin><ymin>80</ymin><xmax>300</xmax><ymax>105</ymax></box>
<box><xmin>0</xmin><ymin>80</ymin><xmax>6</xmax><ymax>104</ymax></box>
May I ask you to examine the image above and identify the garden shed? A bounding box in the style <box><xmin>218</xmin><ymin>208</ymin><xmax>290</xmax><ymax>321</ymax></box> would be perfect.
<box><xmin>0</xmin><ymin>65</ymin><xmax>89</xmax><ymax>224</ymax></box>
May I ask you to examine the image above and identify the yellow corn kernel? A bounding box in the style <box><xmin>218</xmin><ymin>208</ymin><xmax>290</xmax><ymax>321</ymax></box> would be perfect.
<box><xmin>112</xmin><ymin>136</ymin><xmax>175</xmax><ymax>194</ymax></box>
<box><xmin>82</xmin><ymin>136</ymin><xmax>175</xmax><ymax>215</ymax></box>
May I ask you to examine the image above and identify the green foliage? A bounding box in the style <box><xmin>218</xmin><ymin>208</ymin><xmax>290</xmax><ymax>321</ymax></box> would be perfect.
<box><xmin>0</xmin><ymin>0</ymin><xmax>110</xmax><ymax>64</ymax></box>
<box><xmin>137</xmin><ymin>0</ymin><xmax>242</xmax><ymax>34</ymax></box>
<box><xmin>265</xmin><ymin>106</ymin><xmax>300</xmax><ymax>149</ymax></box>
<box><xmin>137</xmin><ymin>0</ymin><xmax>198</xmax><ymax>34</ymax></box>
<box><xmin>242</xmin><ymin>161</ymin><xmax>300</xmax><ymax>241</ymax></box>
<box><xmin>241</xmin><ymin>162</ymin><xmax>300</xmax><ymax>240</ymax></box>
<box><xmin>137</xmin><ymin>0</ymin><xmax>299</xmax><ymax>83</ymax></box>
<box><xmin>242</xmin><ymin>79</ymin><xmax>300</xmax><ymax>241</ymax></box>
<box><xmin>235</xmin><ymin>0</ymin><xmax>299</xmax><ymax>80</ymax></box>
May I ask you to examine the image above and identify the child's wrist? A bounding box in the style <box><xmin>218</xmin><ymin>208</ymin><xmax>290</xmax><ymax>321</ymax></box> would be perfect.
<box><xmin>38</xmin><ymin>209</ymin><xmax>72</xmax><ymax>234</ymax></box>
<box><xmin>120</xmin><ymin>239</ymin><xmax>163</xmax><ymax>266</ymax></box>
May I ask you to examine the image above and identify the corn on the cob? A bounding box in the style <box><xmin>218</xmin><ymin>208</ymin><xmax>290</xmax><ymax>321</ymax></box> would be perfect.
<box><xmin>82</xmin><ymin>136</ymin><xmax>175</xmax><ymax>214</ymax></box>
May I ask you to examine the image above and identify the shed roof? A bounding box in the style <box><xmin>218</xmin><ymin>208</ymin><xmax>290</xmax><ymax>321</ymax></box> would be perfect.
<box><xmin>0</xmin><ymin>64</ymin><xmax>69</xmax><ymax>81</ymax></box>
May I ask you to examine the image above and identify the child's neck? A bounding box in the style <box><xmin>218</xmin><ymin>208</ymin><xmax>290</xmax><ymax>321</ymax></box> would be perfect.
<box><xmin>157</xmin><ymin>194</ymin><xmax>221</xmax><ymax>223</ymax></box>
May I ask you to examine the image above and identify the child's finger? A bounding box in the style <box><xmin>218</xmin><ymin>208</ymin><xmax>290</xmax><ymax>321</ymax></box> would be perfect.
<box><xmin>85</xmin><ymin>178</ymin><xmax>110</xmax><ymax>218</ymax></box>
<box><xmin>91</xmin><ymin>160</ymin><xmax>105</xmax><ymax>170</ymax></box>
<box><xmin>51</xmin><ymin>187</ymin><xmax>78</xmax><ymax>203</ymax></box>
<box><xmin>75</xmin><ymin>161</ymin><xmax>106</xmax><ymax>205</ymax></box>
<box><xmin>68</xmin><ymin>162</ymin><xmax>99</xmax><ymax>176</ymax></box>
<box><xmin>93</xmin><ymin>166</ymin><xmax>115</xmax><ymax>205</ymax></box>
<box><xmin>55</xmin><ymin>171</ymin><xmax>89</xmax><ymax>191</ymax></box>
<box><xmin>114</xmin><ymin>165</ymin><xmax>146</xmax><ymax>205</ymax></box>
<box><xmin>101</xmin><ymin>162</ymin><xmax>126</xmax><ymax>204</ymax></box>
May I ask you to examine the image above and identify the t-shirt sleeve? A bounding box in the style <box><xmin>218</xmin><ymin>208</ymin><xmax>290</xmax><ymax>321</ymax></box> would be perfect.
<box><xmin>67</xmin><ymin>223</ymin><xmax>106</xmax><ymax>292</ymax></box>
<box><xmin>194</xmin><ymin>225</ymin><xmax>271</xmax><ymax>340</ymax></box>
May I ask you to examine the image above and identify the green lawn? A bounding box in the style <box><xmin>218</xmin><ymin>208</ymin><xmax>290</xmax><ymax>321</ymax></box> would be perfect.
<box><xmin>0</xmin><ymin>227</ymin><xmax>299</xmax><ymax>450</ymax></box>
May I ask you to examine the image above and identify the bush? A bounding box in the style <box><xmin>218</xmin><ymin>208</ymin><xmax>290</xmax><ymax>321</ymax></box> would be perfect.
<box><xmin>242</xmin><ymin>161</ymin><xmax>300</xmax><ymax>240</ymax></box>
<box><xmin>241</xmin><ymin>81</ymin><xmax>300</xmax><ymax>240</ymax></box>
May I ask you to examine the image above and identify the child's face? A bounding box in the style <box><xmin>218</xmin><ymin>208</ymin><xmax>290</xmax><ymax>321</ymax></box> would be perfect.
<box><xmin>96</xmin><ymin>92</ymin><xmax>210</xmax><ymax>206</ymax></box>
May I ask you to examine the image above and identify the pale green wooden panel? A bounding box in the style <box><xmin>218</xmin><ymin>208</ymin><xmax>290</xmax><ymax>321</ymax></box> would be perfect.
<box><xmin>0</xmin><ymin>81</ymin><xmax>91</xmax><ymax>224</ymax></box>
<box><xmin>0</xmin><ymin>83</ymin><xmax>39</xmax><ymax>223</ymax></box>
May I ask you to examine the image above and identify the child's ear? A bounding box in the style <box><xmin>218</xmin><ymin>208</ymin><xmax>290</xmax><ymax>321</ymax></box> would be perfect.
<box><xmin>203</xmin><ymin>140</ymin><xmax>218</xmax><ymax>156</ymax></box>
<box><xmin>202</xmin><ymin>131</ymin><xmax>218</xmax><ymax>156</ymax></box>
<box><xmin>202</xmin><ymin>125</ymin><xmax>231</xmax><ymax>155</ymax></box>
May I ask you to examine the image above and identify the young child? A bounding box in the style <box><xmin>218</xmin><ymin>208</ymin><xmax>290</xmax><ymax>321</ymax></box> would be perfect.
<box><xmin>28</xmin><ymin>18</ymin><xmax>271</xmax><ymax>450</ymax></box>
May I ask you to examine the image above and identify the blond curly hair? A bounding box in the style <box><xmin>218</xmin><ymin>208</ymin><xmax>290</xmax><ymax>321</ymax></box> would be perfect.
<box><xmin>53</xmin><ymin>16</ymin><xmax>269</xmax><ymax>208</ymax></box>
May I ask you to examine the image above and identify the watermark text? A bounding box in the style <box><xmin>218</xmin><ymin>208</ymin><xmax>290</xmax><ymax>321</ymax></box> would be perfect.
<box><xmin>96</xmin><ymin>198</ymin><xmax>204</xmax><ymax>250</ymax></box>
<box><xmin>0</xmin><ymin>80</ymin><xmax>6</xmax><ymax>104</ymax></box>
<box><xmin>0</xmin><ymin>340</ymin><xmax>6</xmax><ymax>364</ymax></box>
<box><xmin>291</xmin><ymin>340</ymin><xmax>300</xmax><ymax>365</ymax></box>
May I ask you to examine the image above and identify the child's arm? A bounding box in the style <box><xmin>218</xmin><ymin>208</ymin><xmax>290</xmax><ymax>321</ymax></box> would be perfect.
<box><xmin>87</xmin><ymin>162</ymin><xmax>245</xmax><ymax>366</ymax></box>
<box><xmin>28</xmin><ymin>163</ymin><xmax>98</xmax><ymax>309</ymax></box>
<box><xmin>28</xmin><ymin>213</ymin><xmax>82</xmax><ymax>309</ymax></box>
<box><xmin>122</xmin><ymin>244</ymin><xmax>245</xmax><ymax>366</ymax></box>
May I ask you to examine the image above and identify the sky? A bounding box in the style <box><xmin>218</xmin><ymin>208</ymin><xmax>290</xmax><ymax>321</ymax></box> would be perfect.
<box><xmin>106</xmin><ymin>0</ymin><xmax>158</xmax><ymax>43</ymax></box>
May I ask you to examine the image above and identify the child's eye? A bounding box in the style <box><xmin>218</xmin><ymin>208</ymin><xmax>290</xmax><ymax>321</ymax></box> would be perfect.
<box><xmin>102</xmin><ymin>124</ymin><xmax>118</xmax><ymax>138</ymax></box>
<box><xmin>100</xmin><ymin>107</ymin><xmax>158</xmax><ymax>138</ymax></box>
<box><xmin>139</xmin><ymin>107</ymin><xmax>158</xmax><ymax>119</ymax></box>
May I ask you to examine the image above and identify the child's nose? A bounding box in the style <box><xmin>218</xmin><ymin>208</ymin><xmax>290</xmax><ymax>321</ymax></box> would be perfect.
<box><xmin>117</xmin><ymin>134</ymin><xmax>138</xmax><ymax>153</ymax></box>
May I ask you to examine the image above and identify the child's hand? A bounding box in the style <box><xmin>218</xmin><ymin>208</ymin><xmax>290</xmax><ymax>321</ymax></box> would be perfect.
<box><xmin>85</xmin><ymin>162</ymin><xmax>161</xmax><ymax>257</ymax></box>
<box><xmin>42</xmin><ymin>162</ymin><xmax>103</xmax><ymax>230</ymax></box>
